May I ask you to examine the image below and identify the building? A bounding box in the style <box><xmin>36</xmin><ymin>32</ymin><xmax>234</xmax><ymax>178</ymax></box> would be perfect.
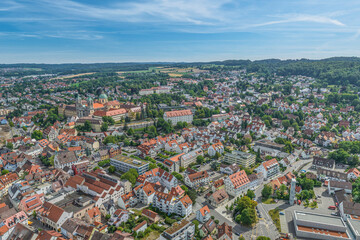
<box><xmin>163</xmin><ymin>110</ymin><xmax>193</xmax><ymax>126</ymax></box>
<box><xmin>137</xmin><ymin>168</ymin><xmax>178</xmax><ymax>190</ymax></box>
<box><xmin>37</xmin><ymin>201</ymin><xmax>72</xmax><ymax>231</ymax></box>
<box><xmin>142</xmin><ymin>209</ymin><xmax>160</xmax><ymax>223</ymax></box>
<box><xmin>289</xmin><ymin>178</ymin><xmax>296</xmax><ymax>205</ymax></box>
<box><xmin>255</xmin><ymin>158</ymin><xmax>280</xmax><ymax>180</ymax></box>
<box><xmin>184</xmin><ymin>171</ymin><xmax>210</xmax><ymax>188</ymax></box>
<box><xmin>339</xmin><ymin>201</ymin><xmax>360</xmax><ymax>221</ymax></box>
<box><xmin>347</xmin><ymin>168</ymin><xmax>360</xmax><ymax>181</ymax></box>
<box><xmin>293</xmin><ymin>210</ymin><xmax>351</xmax><ymax>240</ymax></box>
<box><xmin>93</xmin><ymin>108</ymin><xmax>127</xmax><ymax>122</ymax></box>
<box><xmin>160</xmin><ymin>219</ymin><xmax>195</xmax><ymax>240</ymax></box>
<box><xmin>220</xmin><ymin>163</ymin><xmax>240</xmax><ymax>175</ymax></box>
<box><xmin>253</xmin><ymin>139</ymin><xmax>285</xmax><ymax>156</ymax></box>
<box><xmin>85</xmin><ymin>206</ymin><xmax>101</xmax><ymax>224</ymax></box>
<box><xmin>196</xmin><ymin>205</ymin><xmax>211</xmax><ymax>223</ymax></box>
<box><xmin>317</xmin><ymin>168</ymin><xmax>347</xmax><ymax>181</ymax></box>
<box><xmin>207</xmin><ymin>142</ymin><xmax>224</xmax><ymax>157</ymax></box>
<box><xmin>152</xmin><ymin>192</ymin><xmax>192</xmax><ymax>217</ymax></box>
<box><xmin>224</xmin><ymin>170</ymin><xmax>250</xmax><ymax>197</ymax></box>
<box><xmin>224</xmin><ymin>151</ymin><xmax>256</xmax><ymax>168</ymax></box>
<box><xmin>53</xmin><ymin>151</ymin><xmax>79</xmax><ymax>169</ymax></box>
<box><xmin>133</xmin><ymin>220</ymin><xmax>147</xmax><ymax>234</ymax></box>
<box><xmin>312</xmin><ymin>157</ymin><xmax>335</xmax><ymax>170</ymax></box>
<box><xmin>328</xmin><ymin>181</ymin><xmax>352</xmax><ymax>195</ymax></box>
<box><xmin>208</xmin><ymin>189</ymin><xmax>229</xmax><ymax>207</ymax></box>
<box><xmin>139</xmin><ymin>86</ymin><xmax>171</xmax><ymax>96</ymax></box>
<box><xmin>217</xmin><ymin>222</ymin><xmax>232</xmax><ymax>240</ymax></box>
<box><xmin>110</xmin><ymin>155</ymin><xmax>149</xmax><ymax>175</ymax></box>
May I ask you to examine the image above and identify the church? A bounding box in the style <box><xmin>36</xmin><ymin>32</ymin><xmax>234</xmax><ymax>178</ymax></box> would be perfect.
<box><xmin>59</xmin><ymin>92</ymin><xmax>111</xmax><ymax>118</ymax></box>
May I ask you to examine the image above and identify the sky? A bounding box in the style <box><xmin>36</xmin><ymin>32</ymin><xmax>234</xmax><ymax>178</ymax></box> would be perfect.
<box><xmin>1</xmin><ymin>0</ymin><xmax>360</xmax><ymax>63</ymax></box>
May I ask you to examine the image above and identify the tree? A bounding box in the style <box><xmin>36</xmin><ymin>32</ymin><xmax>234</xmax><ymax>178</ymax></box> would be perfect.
<box><xmin>196</xmin><ymin>155</ymin><xmax>205</xmax><ymax>164</ymax></box>
<box><xmin>6</xmin><ymin>142</ymin><xmax>13</xmax><ymax>150</ymax></box>
<box><xmin>246</xmin><ymin>189</ymin><xmax>255</xmax><ymax>200</ymax></box>
<box><xmin>31</xmin><ymin>130</ymin><xmax>43</xmax><ymax>140</ymax></box>
<box><xmin>262</xmin><ymin>184</ymin><xmax>273</xmax><ymax>200</ymax></box>
<box><xmin>240</xmin><ymin>208</ymin><xmax>256</xmax><ymax>225</ymax></box>
<box><xmin>236</xmin><ymin>196</ymin><xmax>257</xmax><ymax>213</ymax></box>
<box><xmin>108</xmin><ymin>165</ymin><xmax>116</xmax><ymax>173</ymax></box>
<box><xmin>1</xmin><ymin>170</ymin><xmax>9</xmax><ymax>175</ymax></box>
<box><xmin>215</xmin><ymin>152</ymin><xmax>221</xmax><ymax>159</ymax></box>
<box><xmin>83</xmin><ymin>120</ymin><xmax>92</xmax><ymax>132</ymax></box>
<box><xmin>101</xmin><ymin>122</ymin><xmax>108</xmax><ymax>132</ymax></box>
<box><xmin>257</xmin><ymin>237</ymin><xmax>271</xmax><ymax>240</ymax></box>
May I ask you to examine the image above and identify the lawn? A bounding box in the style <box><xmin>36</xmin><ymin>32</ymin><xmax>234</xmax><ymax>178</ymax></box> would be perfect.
<box><xmin>269</xmin><ymin>208</ymin><xmax>281</xmax><ymax>232</ymax></box>
<box><xmin>262</xmin><ymin>198</ymin><xmax>276</xmax><ymax>204</ymax></box>
<box><xmin>145</xmin><ymin>231</ymin><xmax>161</xmax><ymax>240</ymax></box>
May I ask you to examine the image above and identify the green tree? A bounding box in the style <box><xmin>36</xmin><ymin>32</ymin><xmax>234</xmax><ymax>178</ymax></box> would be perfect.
<box><xmin>6</xmin><ymin>142</ymin><xmax>13</xmax><ymax>150</ymax></box>
<box><xmin>31</xmin><ymin>130</ymin><xmax>43</xmax><ymax>140</ymax></box>
<box><xmin>108</xmin><ymin>165</ymin><xmax>116</xmax><ymax>173</ymax></box>
<box><xmin>240</xmin><ymin>207</ymin><xmax>256</xmax><ymax>225</ymax></box>
<box><xmin>101</xmin><ymin>122</ymin><xmax>109</xmax><ymax>132</ymax></box>
<box><xmin>196</xmin><ymin>155</ymin><xmax>205</xmax><ymax>164</ymax></box>
<box><xmin>246</xmin><ymin>189</ymin><xmax>255</xmax><ymax>199</ymax></box>
<box><xmin>1</xmin><ymin>170</ymin><xmax>9</xmax><ymax>175</ymax></box>
<box><xmin>257</xmin><ymin>237</ymin><xmax>271</xmax><ymax>240</ymax></box>
<box><xmin>262</xmin><ymin>184</ymin><xmax>273</xmax><ymax>200</ymax></box>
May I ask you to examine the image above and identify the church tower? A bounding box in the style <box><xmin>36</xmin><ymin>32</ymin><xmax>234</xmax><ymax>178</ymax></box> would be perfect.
<box><xmin>87</xmin><ymin>96</ymin><xmax>94</xmax><ymax>116</ymax></box>
<box><xmin>289</xmin><ymin>178</ymin><xmax>296</xmax><ymax>205</ymax></box>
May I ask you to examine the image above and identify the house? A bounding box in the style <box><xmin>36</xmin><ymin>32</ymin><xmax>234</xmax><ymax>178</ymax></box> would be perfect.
<box><xmin>6</xmin><ymin>223</ymin><xmax>37</xmax><ymax>240</ymax></box>
<box><xmin>312</xmin><ymin>157</ymin><xmax>335</xmax><ymax>170</ymax></box>
<box><xmin>43</xmin><ymin>126</ymin><xmax>58</xmax><ymax>141</ymax></box>
<box><xmin>328</xmin><ymin>181</ymin><xmax>352</xmax><ymax>194</ymax></box>
<box><xmin>53</xmin><ymin>151</ymin><xmax>79</xmax><ymax>169</ymax></box>
<box><xmin>163</xmin><ymin>110</ymin><xmax>193</xmax><ymax>126</ymax></box>
<box><xmin>339</xmin><ymin>201</ymin><xmax>360</xmax><ymax>222</ymax></box>
<box><xmin>220</xmin><ymin>163</ymin><xmax>240</xmax><ymax>175</ymax></box>
<box><xmin>212</xmin><ymin>179</ymin><xmax>225</xmax><ymax>192</ymax></box>
<box><xmin>217</xmin><ymin>222</ymin><xmax>232</xmax><ymax>240</ymax></box>
<box><xmin>208</xmin><ymin>189</ymin><xmax>229</xmax><ymax>207</ymax></box>
<box><xmin>196</xmin><ymin>205</ymin><xmax>211</xmax><ymax>223</ymax></box>
<box><xmin>347</xmin><ymin>168</ymin><xmax>360</xmax><ymax>181</ymax></box>
<box><xmin>109</xmin><ymin>209</ymin><xmax>129</xmax><ymax>227</ymax></box>
<box><xmin>224</xmin><ymin>170</ymin><xmax>250</xmax><ymax>197</ymax></box>
<box><xmin>317</xmin><ymin>168</ymin><xmax>347</xmax><ymax>181</ymax></box>
<box><xmin>133</xmin><ymin>220</ymin><xmax>147</xmax><ymax>234</ymax></box>
<box><xmin>255</xmin><ymin>158</ymin><xmax>280</xmax><ymax>180</ymax></box>
<box><xmin>85</xmin><ymin>206</ymin><xmax>101</xmax><ymax>224</ymax></box>
<box><xmin>37</xmin><ymin>201</ymin><xmax>72</xmax><ymax>231</ymax></box>
<box><xmin>184</xmin><ymin>171</ymin><xmax>210</xmax><ymax>188</ymax></box>
<box><xmin>160</xmin><ymin>219</ymin><xmax>195</xmax><ymax>240</ymax></box>
<box><xmin>201</xmin><ymin>219</ymin><xmax>217</xmax><ymax>236</ymax></box>
<box><xmin>207</xmin><ymin>142</ymin><xmax>224</xmax><ymax>157</ymax></box>
<box><xmin>142</xmin><ymin>209</ymin><xmax>160</xmax><ymax>223</ymax></box>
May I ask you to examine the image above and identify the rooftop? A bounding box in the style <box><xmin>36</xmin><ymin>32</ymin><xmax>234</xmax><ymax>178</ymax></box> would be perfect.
<box><xmin>111</xmin><ymin>155</ymin><xmax>148</xmax><ymax>167</ymax></box>
<box><xmin>294</xmin><ymin>211</ymin><xmax>346</xmax><ymax>227</ymax></box>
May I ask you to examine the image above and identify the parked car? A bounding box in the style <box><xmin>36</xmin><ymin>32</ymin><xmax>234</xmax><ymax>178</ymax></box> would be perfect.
<box><xmin>331</xmin><ymin>212</ymin><xmax>337</xmax><ymax>216</ymax></box>
<box><xmin>280</xmin><ymin>212</ymin><xmax>285</xmax><ymax>215</ymax></box>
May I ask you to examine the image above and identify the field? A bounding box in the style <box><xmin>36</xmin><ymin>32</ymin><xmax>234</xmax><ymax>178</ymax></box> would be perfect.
<box><xmin>52</xmin><ymin>72</ymin><xmax>95</xmax><ymax>80</ymax></box>
<box><xmin>269</xmin><ymin>208</ymin><xmax>281</xmax><ymax>232</ymax></box>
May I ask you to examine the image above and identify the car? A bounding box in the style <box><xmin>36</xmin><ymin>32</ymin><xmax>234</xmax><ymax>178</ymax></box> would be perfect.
<box><xmin>280</xmin><ymin>212</ymin><xmax>285</xmax><ymax>215</ymax></box>
<box><xmin>234</xmin><ymin>232</ymin><xmax>240</xmax><ymax>236</ymax></box>
<box><xmin>300</xmin><ymin>170</ymin><xmax>306</xmax><ymax>173</ymax></box>
<box><xmin>331</xmin><ymin>212</ymin><xmax>338</xmax><ymax>216</ymax></box>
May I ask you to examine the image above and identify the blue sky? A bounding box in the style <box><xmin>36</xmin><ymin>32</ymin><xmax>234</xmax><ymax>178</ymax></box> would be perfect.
<box><xmin>1</xmin><ymin>0</ymin><xmax>360</xmax><ymax>63</ymax></box>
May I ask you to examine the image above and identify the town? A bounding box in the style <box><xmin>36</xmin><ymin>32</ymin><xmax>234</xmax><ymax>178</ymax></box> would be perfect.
<box><xmin>0</xmin><ymin>61</ymin><xmax>360</xmax><ymax>240</ymax></box>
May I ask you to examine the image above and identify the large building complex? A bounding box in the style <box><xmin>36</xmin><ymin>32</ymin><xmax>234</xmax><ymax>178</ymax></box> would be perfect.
<box><xmin>160</xmin><ymin>219</ymin><xmax>195</xmax><ymax>240</ymax></box>
<box><xmin>224</xmin><ymin>150</ymin><xmax>256</xmax><ymax>168</ymax></box>
<box><xmin>110</xmin><ymin>155</ymin><xmax>149</xmax><ymax>175</ymax></box>
<box><xmin>293</xmin><ymin>211</ymin><xmax>351</xmax><ymax>240</ymax></box>
<box><xmin>163</xmin><ymin>109</ymin><xmax>193</xmax><ymax>126</ymax></box>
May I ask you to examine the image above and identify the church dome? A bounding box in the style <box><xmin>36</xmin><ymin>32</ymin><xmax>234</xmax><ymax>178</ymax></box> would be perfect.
<box><xmin>99</xmin><ymin>93</ymin><xmax>108</xmax><ymax>99</ymax></box>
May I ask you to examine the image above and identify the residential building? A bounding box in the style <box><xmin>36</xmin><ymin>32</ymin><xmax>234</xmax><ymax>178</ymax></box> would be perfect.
<box><xmin>224</xmin><ymin>151</ymin><xmax>256</xmax><ymax>168</ymax></box>
<box><xmin>163</xmin><ymin>110</ymin><xmax>193</xmax><ymax>126</ymax></box>
<box><xmin>53</xmin><ymin>151</ymin><xmax>79</xmax><ymax>169</ymax></box>
<box><xmin>160</xmin><ymin>219</ymin><xmax>195</xmax><ymax>240</ymax></box>
<box><xmin>85</xmin><ymin>206</ymin><xmax>101</xmax><ymax>224</ymax></box>
<box><xmin>224</xmin><ymin>170</ymin><xmax>250</xmax><ymax>197</ymax></box>
<box><xmin>312</xmin><ymin>157</ymin><xmax>335</xmax><ymax>170</ymax></box>
<box><xmin>110</xmin><ymin>155</ymin><xmax>149</xmax><ymax>175</ymax></box>
<box><xmin>37</xmin><ymin>201</ymin><xmax>72</xmax><ymax>231</ymax></box>
<box><xmin>255</xmin><ymin>158</ymin><xmax>280</xmax><ymax>180</ymax></box>
<box><xmin>217</xmin><ymin>222</ymin><xmax>232</xmax><ymax>240</ymax></box>
<box><xmin>207</xmin><ymin>142</ymin><xmax>224</xmax><ymax>157</ymax></box>
<box><xmin>184</xmin><ymin>171</ymin><xmax>210</xmax><ymax>188</ymax></box>
<box><xmin>328</xmin><ymin>181</ymin><xmax>352</xmax><ymax>195</ymax></box>
<box><xmin>196</xmin><ymin>205</ymin><xmax>211</xmax><ymax>223</ymax></box>
<box><xmin>142</xmin><ymin>209</ymin><xmax>160</xmax><ymax>223</ymax></box>
<box><xmin>208</xmin><ymin>189</ymin><xmax>229</xmax><ymax>207</ymax></box>
<box><xmin>347</xmin><ymin>168</ymin><xmax>360</xmax><ymax>181</ymax></box>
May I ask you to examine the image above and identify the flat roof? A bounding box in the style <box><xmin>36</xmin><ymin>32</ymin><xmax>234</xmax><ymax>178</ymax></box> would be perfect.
<box><xmin>297</xmin><ymin>225</ymin><xmax>349</xmax><ymax>239</ymax></box>
<box><xmin>348</xmin><ymin>219</ymin><xmax>360</xmax><ymax>236</ymax></box>
<box><xmin>111</xmin><ymin>155</ymin><xmax>148</xmax><ymax>167</ymax></box>
<box><xmin>295</xmin><ymin>211</ymin><xmax>345</xmax><ymax>227</ymax></box>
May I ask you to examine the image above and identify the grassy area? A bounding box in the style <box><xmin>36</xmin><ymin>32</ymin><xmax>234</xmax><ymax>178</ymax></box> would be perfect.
<box><xmin>145</xmin><ymin>231</ymin><xmax>161</xmax><ymax>240</ymax></box>
<box><xmin>269</xmin><ymin>208</ymin><xmax>281</xmax><ymax>232</ymax></box>
<box><xmin>262</xmin><ymin>198</ymin><xmax>276</xmax><ymax>204</ymax></box>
